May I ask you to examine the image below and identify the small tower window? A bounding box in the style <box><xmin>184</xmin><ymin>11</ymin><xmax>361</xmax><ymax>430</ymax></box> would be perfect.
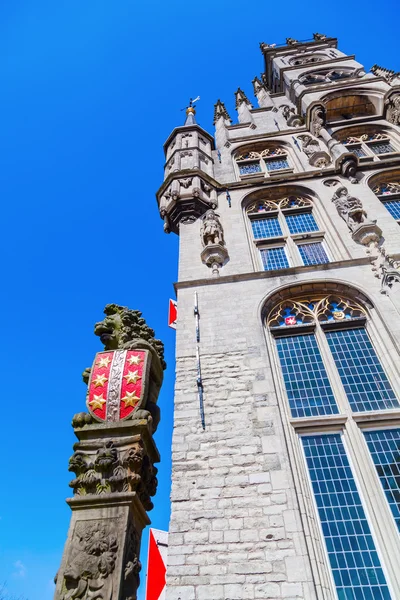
<box><xmin>246</xmin><ymin>195</ymin><xmax>329</xmax><ymax>271</ymax></box>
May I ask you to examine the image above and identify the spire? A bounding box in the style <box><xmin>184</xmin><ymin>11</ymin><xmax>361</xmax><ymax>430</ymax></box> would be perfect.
<box><xmin>235</xmin><ymin>88</ymin><xmax>252</xmax><ymax>109</ymax></box>
<box><xmin>183</xmin><ymin>97</ymin><xmax>199</xmax><ymax>126</ymax></box>
<box><xmin>213</xmin><ymin>100</ymin><xmax>231</xmax><ymax>125</ymax></box>
<box><xmin>252</xmin><ymin>76</ymin><xmax>273</xmax><ymax>109</ymax></box>
<box><xmin>252</xmin><ymin>76</ymin><xmax>267</xmax><ymax>95</ymax></box>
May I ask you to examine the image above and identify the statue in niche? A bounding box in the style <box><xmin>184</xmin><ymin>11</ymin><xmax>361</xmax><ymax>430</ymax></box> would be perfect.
<box><xmin>310</xmin><ymin>105</ymin><xmax>325</xmax><ymax>137</ymax></box>
<box><xmin>200</xmin><ymin>210</ymin><xmax>225</xmax><ymax>247</ymax></box>
<box><xmin>331</xmin><ymin>186</ymin><xmax>370</xmax><ymax>231</ymax></box>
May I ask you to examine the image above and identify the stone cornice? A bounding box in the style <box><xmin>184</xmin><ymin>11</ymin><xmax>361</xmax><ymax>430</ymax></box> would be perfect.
<box><xmin>174</xmin><ymin>257</ymin><xmax>372</xmax><ymax>292</ymax></box>
<box><xmin>156</xmin><ymin>169</ymin><xmax>222</xmax><ymax>201</ymax></box>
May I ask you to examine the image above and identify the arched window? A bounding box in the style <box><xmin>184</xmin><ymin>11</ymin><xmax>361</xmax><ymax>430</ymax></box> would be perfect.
<box><xmin>265</xmin><ymin>287</ymin><xmax>400</xmax><ymax>599</ymax></box>
<box><xmin>246</xmin><ymin>193</ymin><xmax>329</xmax><ymax>271</ymax></box>
<box><xmin>369</xmin><ymin>170</ymin><xmax>400</xmax><ymax>225</ymax></box>
<box><xmin>340</xmin><ymin>132</ymin><xmax>399</xmax><ymax>160</ymax></box>
<box><xmin>235</xmin><ymin>143</ymin><xmax>293</xmax><ymax>180</ymax></box>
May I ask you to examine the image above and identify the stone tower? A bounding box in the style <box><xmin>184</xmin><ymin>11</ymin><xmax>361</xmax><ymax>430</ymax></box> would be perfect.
<box><xmin>156</xmin><ymin>35</ymin><xmax>400</xmax><ymax>599</ymax></box>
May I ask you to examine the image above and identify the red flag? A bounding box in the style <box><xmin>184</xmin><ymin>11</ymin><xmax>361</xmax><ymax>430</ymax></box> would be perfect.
<box><xmin>146</xmin><ymin>529</ymin><xmax>168</xmax><ymax>600</ymax></box>
<box><xmin>168</xmin><ymin>299</ymin><xmax>177</xmax><ymax>329</ymax></box>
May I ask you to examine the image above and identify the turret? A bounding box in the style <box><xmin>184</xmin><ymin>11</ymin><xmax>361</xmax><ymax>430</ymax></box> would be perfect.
<box><xmin>234</xmin><ymin>88</ymin><xmax>254</xmax><ymax>124</ymax></box>
<box><xmin>156</xmin><ymin>101</ymin><xmax>218</xmax><ymax>234</ymax></box>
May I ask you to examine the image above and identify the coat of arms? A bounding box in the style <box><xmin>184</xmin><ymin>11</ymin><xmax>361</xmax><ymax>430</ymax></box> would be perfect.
<box><xmin>87</xmin><ymin>349</ymin><xmax>149</xmax><ymax>422</ymax></box>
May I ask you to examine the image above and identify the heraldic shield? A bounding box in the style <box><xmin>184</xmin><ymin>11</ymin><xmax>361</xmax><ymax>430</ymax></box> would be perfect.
<box><xmin>87</xmin><ymin>349</ymin><xmax>150</xmax><ymax>422</ymax></box>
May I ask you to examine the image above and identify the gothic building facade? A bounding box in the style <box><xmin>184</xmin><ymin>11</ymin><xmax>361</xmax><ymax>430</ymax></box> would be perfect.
<box><xmin>156</xmin><ymin>35</ymin><xmax>400</xmax><ymax>600</ymax></box>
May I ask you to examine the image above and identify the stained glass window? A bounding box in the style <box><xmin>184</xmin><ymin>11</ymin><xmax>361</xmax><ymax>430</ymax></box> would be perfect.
<box><xmin>364</xmin><ymin>429</ymin><xmax>400</xmax><ymax>533</ymax></box>
<box><xmin>298</xmin><ymin>243</ymin><xmax>329</xmax><ymax>266</ymax></box>
<box><xmin>302</xmin><ymin>434</ymin><xmax>392</xmax><ymax>600</ymax></box>
<box><xmin>276</xmin><ymin>334</ymin><xmax>339</xmax><ymax>418</ymax></box>
<box><xmin>238</xmin><ymin>161</ymin><xmax>262</xmax><ymax>175</ymax></box>
<box><xmin>370</xmin><ymin>142</ymin><xmax>395</xmax><ymax>155</ymax></box>
<box><xmin>285</xmin><ymin>212</ymin><xmax>318</xmax><ymax>234</ymax></box>
<box><xmin>265</xmin><ymin>158</ymin><xmax>290</xmax><ymax>171</ymax></box>
<box><xmin>325</xmin><ymin>328</ymin><xmax>399</xmax><ymax>412</ymax></box>
<box><xmin>260</xmin><ymin>247</ymin><xmax>289</xmax><ymax>271</ymax></box>
<box><xmin>251</xmin><ymin>218</ymin><xmax>282</xmax><ymax>239</ymax></box>
<box><xmin>382</xmin><ymin>200</ymin><xmax>400</xmax><ymax>221</ymax></box>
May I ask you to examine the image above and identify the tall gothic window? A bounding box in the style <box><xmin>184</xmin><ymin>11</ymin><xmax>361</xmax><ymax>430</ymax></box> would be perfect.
<box><xmin>235</xmin><ymin>145</ymin><xmax>292</xmax><ymax>180</ymax></box>
<box><xmin>266</xmin><ymin>291</ymin><xmax>400</xmax><ymax>600</ymax></box>
<box><xmin>247</xmin><ymin>195</ymin><xmax>329</xmax><ymax>272</ymax></box>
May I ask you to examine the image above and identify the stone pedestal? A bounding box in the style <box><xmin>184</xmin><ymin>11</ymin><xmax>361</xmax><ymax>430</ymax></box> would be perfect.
<box><xmin>352</xmin><ymin>222</ymin><xmax>382</xmax><ymax>246</ymax></box>
<box><xmin>54</xmin><ymin>419</ymin><xmax>159</xmax><ymax>600</ymax></box>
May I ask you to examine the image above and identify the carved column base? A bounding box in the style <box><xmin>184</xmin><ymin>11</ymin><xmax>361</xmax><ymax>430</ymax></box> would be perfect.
<box><xmin>54</xmin><ymin>419</ymin><xmax>159</xmax><ymax>600</ymax></box>
<box><xmin>352</xmin><ymin>222</ymin><xmax>383</xmax><ymax>246</ymax></box>
<box><xmin>201</xmin><ymin>244</ymin><xmax>229</xmax><ymax>276</ymax></box>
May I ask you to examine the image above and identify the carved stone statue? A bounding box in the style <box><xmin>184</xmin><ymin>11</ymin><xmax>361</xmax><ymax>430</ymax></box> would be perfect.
<box><xmin>331</xmin><ymin>186</ymin><xmax>368</xmax><ymax>231</ymax></box>
<box><xmin>200</xmin><ymin>210</ymin><xmax>225</xmax><ymax>247</ymax></box>
<box><xmin>200</xmin><ymin>210</ymin><xmax>229</xmax><ymax>276</ymax></box>
<box><xmin>310</xmin><ymin>105</ymin><xmax>325</xmax><ymax>137</ymax></box>
<box><xmin>386</xmin><ymin>94</ymin><xmax>400</xmax><ymax>126</ymax></box>
<box><xmin>332</xmin><ymin>186</ymin><xmax>382</xmax><ymax>245</ymax></box>
<box><xmin>297</xmin><ymin>134</ymin><xmax>331</xmax><ymax>168</ymax></box>
<box><xmin>281</xmin><ymin>105</ymin><xmax>304</xmax><ymax>127</ymax></box>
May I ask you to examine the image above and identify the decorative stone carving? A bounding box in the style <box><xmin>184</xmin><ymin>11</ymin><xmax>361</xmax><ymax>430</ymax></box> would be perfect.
<box><xmin>332</xmin><ymin>186</ymin><xmax>382</xmax><ymax>245</ymax></box>
<box><xmin>213</xmin><ymin>100</ymin><xmax>231</xmax><ymax>124</ymax></box>
<box><xmin>60</xmin><ymin>520</ymin><xmax>118</xmax><ymax>600</ymax></box>
<box><xmin>366</xmin><ymin>243</ymin><xmax>400</xmax><ymax>293</ymax></box>
<box><xmin>200</xmin><ymin>210</ymin><xmax>229</xmax><ymax>276</ymax></box>
<box><xmin>386</xmin><ymin>94</ymin><xmax>400</xmax><ymax>126</ymax></box>
<box><xmin>286</xmin><ymin>37</ymin><xmax>298</xmax><ymax>45</ymax></box>
<box><xmin>371</xmin><ymin>64</ymin><xmax>400</xmax><ymax>83</ymax></box>
<box><xmin>309</xmin><ymin>105</ymin><xmax>325</xmax><ymax>138</ymax></box>
<box><xmin>313</xmin><ymin>32</ymin><xmax>327</xmax><ymax>40</ymax></box>
<box><xmin>179</xmin><ymin>178</ymin><xmax>192</xmax><ymax>189</ymax></box>
<box><xmin>297</xmin><ymin>134</ymin><xmax>331</xmax><ymax>167</ymax></box>
<box><xmin>280</xmin><ymin>105</ymin><xmax>304</xmax><ymax>127</ymax></box>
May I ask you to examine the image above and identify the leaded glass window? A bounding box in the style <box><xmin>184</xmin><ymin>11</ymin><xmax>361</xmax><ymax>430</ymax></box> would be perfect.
<box><xmin>260</xmin><ymin>247</ymin><xmax>289</xmax><ymax>271</ymax></box>
<box><xmin>285</xmin><ymin>212</ymin><xmax>318</xmax><ymax>234</ymax></box>
<box><xmin>235</xmin><ymin>145</ymin><xmax>291</xmax><ymax>179</ymax></box>
<box><xmin>238</xmin><ymin>161</ymin><xmax>262</xmax><ymax>175</ymax></box>
<box><xmin>364</xmin><ymin>429</ymin><xmax>400</xmax><ymax>533</ymax></box>
<box><xmin>370</xmin><ymin>142</ymin><xmax>395</xmax><ymax>155</ymax></box>
<box><xmin>325</xmin><ymin>328</ymin><xmax>399</xmax><ymax>412</ymax></box>
<box><xmin>265</xmin><ymin>157</ymin><xmax>290</xmax><ymax>171</ymax></box>
<box><xmin>302</xmin><ymin>434</ymin><xmax>392</xmax><ymax>600</ymax></box>
<box><xmin>383</xmin><ymin>200</ymin><xmax>400</xmax><ymax>221</ymax></box>
<box><xmin>246</xmin><ymin>194</ymin><xmax>329</xmax><ymax>271</ymax></box>
<box><xmin>298</xmin><ymin>242</ymin><xmax>329</xmax><ymax>266</ymax></box>
<box><xmin>251</xmin><ymin>217</ymin><xmax>282</xmax><ymax>239</ymax></box>
<box><xmin>371</xmin><ymin>181</ymin><xmax>400</xmax><ymax>225</ymax></box>
<box><xmin>276</xmin><ymin>334</ymin><xmax>339</xmax><ymax>418</ymax></box>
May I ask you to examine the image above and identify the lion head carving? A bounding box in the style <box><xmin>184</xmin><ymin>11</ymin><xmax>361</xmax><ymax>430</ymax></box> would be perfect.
<box><xmin>94</xmin><ymin>304</ymin><xmax>166</xmax><ymax>370</ymax></box>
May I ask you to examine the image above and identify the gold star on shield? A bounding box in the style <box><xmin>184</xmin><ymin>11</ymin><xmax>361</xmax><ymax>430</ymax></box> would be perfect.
<box><xmin>121</xmin><ymin>391</ymin><xmax>141</xmax><ymax>407</ymax></box>
<box><xmin>127</xmin><ymin>354</ymin><xmax>141</xmax><ymax>366</ymax></box>
<box><xmin>93</xmin><ymin>373</ymin><xmax>108</xmax><ymax>387</ymax></box>
<box><xmin>90</xmin><ymin>394</ymin><xmax>106</xmax><ymax>410</ymax></box>
<box><xmin>124</xmin><ymin>370</ymin><xmax>141</xmax><ymax>384</ymax></box>
<box><xmin>97</xmin><ymin>356</ymin><xmax>111</xmax><ymax>368</ymax></box>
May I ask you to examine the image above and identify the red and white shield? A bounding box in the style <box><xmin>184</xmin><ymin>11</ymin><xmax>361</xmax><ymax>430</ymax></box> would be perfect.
<box><xmin>87</xmin><ymin>349</ymin><xmax>149</xmax><ymax>422</ymax></box>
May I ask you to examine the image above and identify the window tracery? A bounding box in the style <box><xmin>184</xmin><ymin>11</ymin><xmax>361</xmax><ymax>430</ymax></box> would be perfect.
<box><xmin>235</xmin><ymin>145</ymin><xmax>291</xmax><ymax>178</ymax></box>
<box><xmin>246</xmin><ymin>193</ymin><xmax>329</xmax><ymax>271</ymax></box>
<box><xmin>342</xmin><ymin>132</ymin><xmax>398</xmax><ymax>159</ymax></box>
<box><xmin>299</xmin><ymin>68</ymin><xmax>356</xmax><ymax>86</ymax></box>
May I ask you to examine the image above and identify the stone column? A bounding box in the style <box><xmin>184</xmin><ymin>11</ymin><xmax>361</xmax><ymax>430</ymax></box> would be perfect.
<box><xmin>54</xmin><ymin>303</ymin><xmax>165</xmax><ymax>600</ymax></box>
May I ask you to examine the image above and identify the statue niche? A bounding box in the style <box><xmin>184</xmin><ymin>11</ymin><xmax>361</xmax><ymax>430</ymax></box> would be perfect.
<box><xmin>200</xmin><ymin>210</ymin><xmax>229</xmax><ymax>276</ymax></box>
<box><xmin>297</xmin><ymin>134</ymin><xmax>331</xmax><ymax>168</ymax></box>
<box><xmin>331</xmin><ymin>186</ymin><xmax>382</xmax><ymax>245</ymax></box>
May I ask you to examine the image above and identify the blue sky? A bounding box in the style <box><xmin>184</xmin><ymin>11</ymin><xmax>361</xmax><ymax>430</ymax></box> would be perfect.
<box><xmin>0</xmin><ymin>1</ymin><xmax>399</xmax><ymax>599</ymax></box>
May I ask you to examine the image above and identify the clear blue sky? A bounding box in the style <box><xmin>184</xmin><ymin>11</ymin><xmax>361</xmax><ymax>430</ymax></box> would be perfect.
<box><xmin>0</xmin><ymin>2</ymin><xmax>398</xmax><ymax>599</ymax></box>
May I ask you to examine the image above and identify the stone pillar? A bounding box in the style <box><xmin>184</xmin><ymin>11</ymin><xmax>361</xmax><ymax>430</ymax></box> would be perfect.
<box><xmin>54</xmin><ymin>303</ymin><xmax>165</xmax><ymax>600</ymax></box>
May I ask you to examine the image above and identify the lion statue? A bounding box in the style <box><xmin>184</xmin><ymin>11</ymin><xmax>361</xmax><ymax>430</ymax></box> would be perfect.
<box><xmin>76</xmin><ymin>304</ymin><xmax>165</xmax><ymax>432</ymax></box>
